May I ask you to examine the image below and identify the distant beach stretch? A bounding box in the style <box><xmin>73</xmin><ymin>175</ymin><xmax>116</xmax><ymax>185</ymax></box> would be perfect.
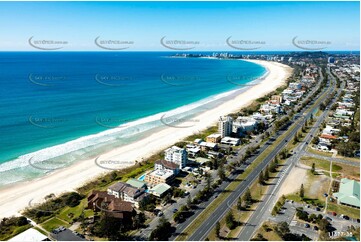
<box><xmin>0</xmin><ymin>58</ymin><xmax>292</xmax><ymax>218</ymax></box>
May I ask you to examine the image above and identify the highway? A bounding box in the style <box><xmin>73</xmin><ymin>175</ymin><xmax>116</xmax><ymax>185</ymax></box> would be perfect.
<box><xmin>181</xmin><ymin>69</ymin><xmax>334</xmax><ymax>241</ymax></box>
<box><xmin>237</xmin><ymin>69</ymin><xmax>339</xmax><ymax>240</ymax></box>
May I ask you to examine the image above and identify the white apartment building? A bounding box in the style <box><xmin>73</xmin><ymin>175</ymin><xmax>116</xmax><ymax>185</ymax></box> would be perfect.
<box><xmin>218</xmin><ymin>116</ymin><xmax>233</xmax><ymax>138</ymax></box>
<box><xmin>164</xmin><ymin>146</ymin><xmax>187</xmax><ymax>169</ymax></box>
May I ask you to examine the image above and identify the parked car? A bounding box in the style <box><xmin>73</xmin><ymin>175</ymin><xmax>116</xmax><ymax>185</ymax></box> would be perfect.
<box><xmin>332</xmin><ymin>211</ymin><xmax>337</xmax><ymax>216</ymax></box>
<box><xmin>173</xmin><ymin>208</ymin><xmax>178</xmax><ymax>213</ymax></box>
<box><xmin>158</xmin><ymin>211</ymin><xmax>163</xmax><ymax>217</ymax></box>
<box><xmin>325</xmin><ymin>216</ymin><xmax>332</xmax><ymax>221</ymax></box>
<box><xmin>323</xmin><ymin>193</ymin><xmax>328</xmax><ymax>197</ymax></box>
<box><xmin>304</xmin><ymin>223</ymin><xmax>310</xmax><ymax>228</ymax></box>
<box><xmin>315</xmin><ymin>207</ymin><xmax>321</xmax><ymax>211</ymax></box>
<box><xmin>314</xmin><ymin>226</ymin><xmax>318</xmax><ymax>231</ymax></box>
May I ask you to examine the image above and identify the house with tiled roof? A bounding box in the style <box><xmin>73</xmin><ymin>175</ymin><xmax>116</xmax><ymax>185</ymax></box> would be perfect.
<box><xmin>87</xmin><ymin>191</ymin><xmax>134</xmax><ymax>220</ymax></box>
<box><xmin>107</xmin><ymin>182</ymin><xmax>148</xmax><ymax>208</ymax></box>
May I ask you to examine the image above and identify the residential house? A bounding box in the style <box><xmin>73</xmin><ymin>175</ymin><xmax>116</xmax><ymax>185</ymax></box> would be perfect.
<box><xmin>145</xmin><ymin>169</ymin><xmax>174</xmax><ymax>186</ymax></box>
<box><xmin>206</xmin><ymin>133</ymin><xmax>222</xmax><ymax>143</ymax></box>
<box><xmin>87</xmin><ymin>191</ymin><xmax>134</xmax><ymax>220</ymax></box>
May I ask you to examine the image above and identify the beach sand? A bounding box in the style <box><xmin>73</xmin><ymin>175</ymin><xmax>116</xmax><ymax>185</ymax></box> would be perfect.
<box><xmin>0</xmin><ymin>60</ymin><xmax>293</xmax><ymax>218</ymax></box>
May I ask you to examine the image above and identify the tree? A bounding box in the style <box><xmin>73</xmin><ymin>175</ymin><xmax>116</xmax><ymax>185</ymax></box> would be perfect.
<box><xmin>274</xmin><ymin>155</ymin><xmax>279</xmax><ymax>164</ymax></box>
<box><xmin>186</xmin><ymin>196</ymin><xmax>192</xmax><ymax>209</ymax></box>
<box><xmin>269</xmin><ymin>161</ymin><xmax>277</xmax><ymax>173</ymax></box>
<box><xmin>293</xmin><ymin>134</ymin><xmax>299</xmax><ymax>144</ymax></box>
<box><xmin>149</xmin><ymin>218</ymin><xmax>173</xmax><ymax>241</ymax></box>
<box><xmin>300</xmin><ymin>184</ymin><xmax>305</xmax><ymax>199</ymax></box>
<box><xmin>264</xmin><ymin>168</ymin><xmax>270</xmax><ymax>180</ymax></box>
<box><xmin>215</xmin><ymin>221</ymin><xmax>221</xmax><ymax>238</ymax></box>
<box><xmin>318</xmin><ymin>218</ymin><xmax>331</xmax><ymax>232</ymax></box>
<box><xmin>218</xmin><ymin>164</ymin><xmax>226</xmax><ymax>181</ymax></box>
<box><xmin>311</xmin><ymin>163</ymin><xmax>316</xmax><ymax>174</ymax></box>
<box><xmin>133</xmin><ymin>212</ymin><xmax>146</xmax><ymax>229</ymax></box>
<box><xmin>225</xmin><ymin>211</ymin><xmax>235</xmax><ymax>230</ymax></box>
<box><xmin>275</xmin><ymin>221</ymin><xmax>290</xmax><ymax>238</ymax></box>
<box><xmin>237</xmin><ymin>196</ymin><xmax>243</xmax><ymax>211</ymax></box>
<box><xmin>243</xmin><ymin>188</ymin><xmax>253</xmax><ymax>206</ymax></box>
<box><xmin>205</xmin><ymin>172</ymin><xmax>212</xmax><ymax>191</ymax></box>
<box><xmin>258</xmin><ymin>172</ymin><xmax>264</xmax><ymax>185</ymax></box>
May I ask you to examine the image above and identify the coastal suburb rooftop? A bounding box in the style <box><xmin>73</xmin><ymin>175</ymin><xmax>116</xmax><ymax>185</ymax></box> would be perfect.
<box><xmin>333</xmin><ymin>178</ymin><xmax>360</xmax><ymax>208</ymax></box>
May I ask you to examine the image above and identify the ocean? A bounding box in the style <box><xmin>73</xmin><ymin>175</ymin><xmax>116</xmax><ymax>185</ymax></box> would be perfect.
<box><xmin>0</xmin><ymin>52</ymin><xmax>266</xmax><ymax>186</ymax></box>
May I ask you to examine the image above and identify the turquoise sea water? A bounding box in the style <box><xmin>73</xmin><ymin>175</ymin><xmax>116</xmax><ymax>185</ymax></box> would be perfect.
<box><xmin>0</xmin><ymin>52</ymin><xmax>266</xmax><ymax>186</ymax></box>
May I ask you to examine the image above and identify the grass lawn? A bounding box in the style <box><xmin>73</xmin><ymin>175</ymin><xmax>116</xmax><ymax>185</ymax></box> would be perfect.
<box><xmin>40</xmin><ymin>217</ymin><xmax>70</xmax><ymax>232</ymax></box>
<box><xmin>300</xmin><ymin>156</ymin><xmax>359</xmax><ymax>178</ymax></box>
<box><xmin>327</xmin><ymin>203</ymin><xmax>360</xmax><ymax>219</ymax></box>
<box><xmin>57</xmin><ymin>200</ymin><xmax>90</xmax><ymax>223</ymax></box>
<box><xmin>251</xmin><ymin>221</ymin><xmax>283</xmax><ymax>241</ymax></box>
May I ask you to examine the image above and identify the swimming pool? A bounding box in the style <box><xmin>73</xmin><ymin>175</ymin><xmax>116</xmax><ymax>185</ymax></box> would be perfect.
<box><xmin>138</xmin><ymin>174</ymin><xmax>146</xmax><ymax>181</ymax></box>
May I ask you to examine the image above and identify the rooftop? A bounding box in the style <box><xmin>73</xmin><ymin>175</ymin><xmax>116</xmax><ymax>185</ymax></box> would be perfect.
<box><xmin>126</xmin><ymin>178</ymin><xmax>147</xmax><ymax>189</ymax></box>
<box><xmin>9</xmin><ymin>228</ymin><xmax>48</xmax><ymax>242</ymax></box>
<box><xmin>333</xmin><ymin>178</ymin><xmax>360</xmax><ymax>208</ymax></box>
<box><xmin>150</xmin><ymin>183</ymin><xmax>171</xmax><ymax>196</ymax></box>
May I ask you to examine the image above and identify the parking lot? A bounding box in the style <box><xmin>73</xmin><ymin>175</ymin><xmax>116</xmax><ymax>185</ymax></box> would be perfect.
<box><xmin>289</xmin><ymin>220</ymin><xmax>319</xmax><ymax>240</ymax></box>
<box><xmin>51</xmin><ymin>228</ymin><xmax>86</xmax><ymax>241</ymax></box>
<box><xmin>269</xmin><ymin>200</ymin><xmax>360</xmax><ymax>240</ymax></box>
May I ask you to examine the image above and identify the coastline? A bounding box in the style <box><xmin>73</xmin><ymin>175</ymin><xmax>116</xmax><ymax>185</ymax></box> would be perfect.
<box><xmin>0</xmin><ymin>60</ymin><xmax>293</xmax><ymax>218</ymax></box>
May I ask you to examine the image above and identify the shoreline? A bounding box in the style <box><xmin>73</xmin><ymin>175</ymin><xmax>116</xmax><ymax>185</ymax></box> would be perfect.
<box><xmin>0</xmin><ymin>60</ymin><xmax>293</xmax><ymax>218</ymax></box>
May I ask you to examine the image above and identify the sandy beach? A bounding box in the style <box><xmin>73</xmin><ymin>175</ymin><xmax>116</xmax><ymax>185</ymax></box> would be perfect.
<box><xmin>0</xmin><ymin>60</ymin><xmax>293</xmax><ymax>218</ymax></box>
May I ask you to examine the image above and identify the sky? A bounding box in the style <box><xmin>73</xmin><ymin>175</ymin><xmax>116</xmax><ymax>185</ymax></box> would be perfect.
<box><xmin>0</xmin><ymin>1</ymin><xmax>359</xmax><ymax>51</ymax></box>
